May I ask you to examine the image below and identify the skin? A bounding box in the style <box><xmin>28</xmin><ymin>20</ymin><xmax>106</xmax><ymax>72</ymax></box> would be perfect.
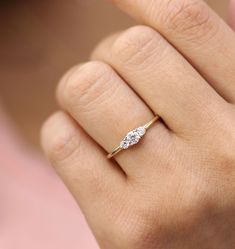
<box><xmin>41</xmin><ymin>0</ymin><xmax>235</xmax><ymax>248</ymax></box>
<box><xmin>229</xmin><ymin>0</ymin><xmax>235</xmax><ymax>29</ymax></box>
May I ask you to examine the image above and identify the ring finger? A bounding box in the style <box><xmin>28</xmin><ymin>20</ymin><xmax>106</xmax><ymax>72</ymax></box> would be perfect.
<box><xmin>57</xmin><ymin>61</ymin><xmax>172</xmax><ymax>177</ymax></box>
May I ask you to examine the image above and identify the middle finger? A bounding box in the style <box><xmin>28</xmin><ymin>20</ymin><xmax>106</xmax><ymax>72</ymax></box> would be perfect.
<box><xmin>92</xmin><ymin>25</ymin><xmax>228</xmax><ymax>137</ymax></box>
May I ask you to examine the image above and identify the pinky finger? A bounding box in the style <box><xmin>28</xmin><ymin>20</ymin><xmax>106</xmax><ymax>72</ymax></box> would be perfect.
<box><xmin>41</xmin><ymin>111</ymin><xmax>126</xmax><ymax>245</ymax></box>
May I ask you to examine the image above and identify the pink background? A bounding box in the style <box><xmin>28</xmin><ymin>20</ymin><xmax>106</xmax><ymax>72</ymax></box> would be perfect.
<box><xmin>0</xmin><ymin>105</ymin><xmax>98</xmax><ymax>249</ymax></box>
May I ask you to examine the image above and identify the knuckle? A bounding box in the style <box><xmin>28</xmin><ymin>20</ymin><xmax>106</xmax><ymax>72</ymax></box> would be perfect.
<box><xmin>49</xmin><ymin>131</ymin><xmax>77</xmax><ymax>163</ymax></box>
<box><xmin>116</xmin><ymin>202</ymin><xmax>160</xmax><ymax>248</ymax></box>
<box><xmin>59</xmin><ymin>61</ymin><xmax>113</xmax><ymax>110</ymax></box>
<box><xmin>215</xmin><ymin>122</ymin><xmax>235</xmax><ymax>171</ymax></box>
<box><xmin>41</xmin><ymin>113</ymin><xmax>80</xmax><ymax>163</ymax></box>
<box><xmin>112</xmin><ymin>25</ymin><xmax>164</xmax><ymax>65</ymax></box>
<box><xmin>162</xmin><ymin>0</ymin><xmax>215</xmax><ymax>43</ymax></box>
<box><xmin>57</xmin><ymin>64</ymin><xmax>80</xmax><ymax>105</ymax></box>
<box><xmin>122</xmin><ymin>226</ymin><xmax>155</xmax><ymax>248</ymax></box>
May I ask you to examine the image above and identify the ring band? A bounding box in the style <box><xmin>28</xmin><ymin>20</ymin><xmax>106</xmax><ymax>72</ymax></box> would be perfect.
<box><xmin>107</xmin><ymin>116</ymin><xmax>159</xmax><ymax>159</ymax></box>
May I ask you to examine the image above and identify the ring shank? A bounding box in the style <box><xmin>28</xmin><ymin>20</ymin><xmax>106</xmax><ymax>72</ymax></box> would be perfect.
<box><xmin>107</xmin><ymin>146</ymin><xmax>122</xmax><ymax>159</ymax></box>
<box><xmin>143</xmin><ymin>116</ymin><xmax>159</xmax><ymax>130</ymax></box>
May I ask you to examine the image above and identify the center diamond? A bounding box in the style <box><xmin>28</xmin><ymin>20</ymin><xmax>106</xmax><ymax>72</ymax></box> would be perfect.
<box><xmin>120</xmin><ymin>127</ymin><xmax>146</xmax><ymax>149</ymax></box>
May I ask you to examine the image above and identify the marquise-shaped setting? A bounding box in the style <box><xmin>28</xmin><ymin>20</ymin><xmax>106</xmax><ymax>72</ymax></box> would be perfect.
<box><xmin>120</xmin><ymin>127</ymin><xmax>146</xmax><ymax>149</ymax></box>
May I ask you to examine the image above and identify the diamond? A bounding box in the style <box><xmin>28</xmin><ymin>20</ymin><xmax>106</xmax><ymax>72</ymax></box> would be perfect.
<box><xmin>127</xmin><ymin>131</ymin><xmax>140</xmax><ymax>145</ymax></box>
<box><xmin>120</xmin><ymin>127</ymin><xmax>146</xmax><ymax>149</ymax></box>
<box><xmin>120</xmin><ymin>140</ymin><xmax>129</xmax><ymax>149</ymax></box>
<box><xmin>136</xmin><ymin>127</ymin><xmax>146</xmax><ymax>137</ymax></box>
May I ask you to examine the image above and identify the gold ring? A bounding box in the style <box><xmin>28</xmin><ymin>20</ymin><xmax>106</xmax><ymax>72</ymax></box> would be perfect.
<box><xmin>107</xmin><ymin>116</ymin><xmax>159</xmax><ymax>159</ymax></box>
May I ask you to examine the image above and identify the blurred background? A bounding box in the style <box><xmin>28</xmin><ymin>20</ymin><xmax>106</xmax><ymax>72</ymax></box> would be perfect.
<box><xmin>0</xmin><ymin>0</ymin><xmax>229</xmax><ymax>148</ymax></box>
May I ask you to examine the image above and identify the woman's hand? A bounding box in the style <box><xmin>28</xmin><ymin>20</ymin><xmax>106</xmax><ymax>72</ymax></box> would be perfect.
<box><xmin>41</xmin><ymin>0</ymin><xmax>235</xmax><ymax>248</ymax></box>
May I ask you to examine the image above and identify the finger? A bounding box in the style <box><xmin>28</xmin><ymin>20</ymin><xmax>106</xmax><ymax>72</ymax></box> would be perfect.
<box><xmin>92</xmin><ymin>26</ymin><xmax>227</xmax><ymax>136</ymax></box>
<box><xmin>57</xmin><ymin>61</ymin><xmax>172</xmax><ymax>176</ymax></box>
<box><xmin>107</xmin><ymin>0</ymin><xmax>235</xmax><ymax>103</ymax></box>
<box><xmin>41</xmin><ymin>111</ymin><xmax>127</xmax><ymax>247</ymax></box>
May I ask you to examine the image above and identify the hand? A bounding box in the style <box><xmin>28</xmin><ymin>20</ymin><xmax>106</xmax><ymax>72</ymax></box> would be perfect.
<box><xmin>41</xmin><ymin>0</ymin><xmax>235</xmax><ymax>248</ymax></box>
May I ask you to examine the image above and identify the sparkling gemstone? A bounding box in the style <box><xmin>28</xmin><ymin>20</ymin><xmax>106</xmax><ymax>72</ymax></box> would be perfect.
<box><xmin>120</xmin><ymin>127</ymin><xmax>146</xmax><ymax>149</ymax></box>
<box><xmin>120</xmin><ymin>140</ymin><xmax>129</xmax><ymax>149</ymax></box>
<box><xmin>127</xmin><ymin>131</ymin><xmax>140</xmax><ymax>145</ymax></box>
<box><xmin>136</xmin><ymin>127</ymin><xmax>146</xmax><ymax>136</ymax></box>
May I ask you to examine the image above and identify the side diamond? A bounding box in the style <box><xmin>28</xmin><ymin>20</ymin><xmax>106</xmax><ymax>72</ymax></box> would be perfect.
<box><xmin>136</xmin><ymin>127</ymin><xmax>146</xmax><ymax>137</ymax></box>
<box><xmin>120</xmin><ymin>140</ymin><xmax>129</xmax><ymax>149</ymax></box>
